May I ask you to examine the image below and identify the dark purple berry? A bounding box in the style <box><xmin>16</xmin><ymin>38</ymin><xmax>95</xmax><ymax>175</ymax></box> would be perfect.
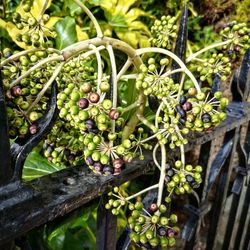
<box><xmin>158</xmin><ymin>227</ymin><xmax>167</xmax><ymax>236</ymax></box>
<box><xmin>68</xmin><ymin>154</ymin><xmax>75</xmax><ymax>161</ymax></box>
<box><xmin>89</xmin><ymin>92</ymin><xmax>100</xmax><ymax>103</ymax></box>
<box><xmin>168</xmin><ymin>229</ymin><xmax>175</xmax><ymax>237</ymax></box>
<box><xmin>186</xmin><ymin>175</ymin><xmax>194</xmax><ymax>183</ymax></box>
<box><xmin>11</xmin><ymin>86</ymin><xmax>22</xmax><ymax>97</ymax></box>
<box><xmin>167</xmin><ymin>169</ymin><xmax>174</xmax><ymax>177</ymax></box>
<box><xmin>179</xmin><ymin>96</ymin><xmax>187</xmax><ymax>105</ymax></box>
<box><xmin>47</xmin><ymin>146</ymin><xmax>53</xmax><ymax>154</ymax></box>
<box><xmin>86</xmin><ymin>156</ymin><xmax>94</xmax><ymax>165</ymax></box>
<box><xmin>182</xmin><ymin>101</ymin><xmax>192</xmax><ymax>111</ymax></box>
<box><xmin>165</xmin><ymin>176</ymin><xmax>171</xmax><ymax>182</ymax></box>
<box><xmin>103</xmin><ymin>165</ymin><xmax>114</xmax><ymax>175</ymax></box>
<box><xmin>149</xmin><ymin>203</ymin><xmax>158</xmax><ymax>213</ymax></box>
<box><xmin>85</xmin><ymin>119</ymin><xmax>95</xmax><ymax>130</ymax></box>
<box><xmin>29</xmin><ymin>124</ymin><xmax>38</xmax><ymax>134</ymax></box>
<box><xmin>78</xmin><ymin>98</ymin><xmax>89</xmax><ymax>109</ymax></box>
<box><xmin>202</xmin><ymin>113</ymin><xmax>211</xmax><ymax>123</ymax></box>
<box><xmin>94</xmin><ymin>162</ymin><xmax>103</xmax><ymax>172</ymax></box>
<box><xmin>176</xmin><ymin>104</ymin><xmax>186</xmax><ymax>118</ymax></box>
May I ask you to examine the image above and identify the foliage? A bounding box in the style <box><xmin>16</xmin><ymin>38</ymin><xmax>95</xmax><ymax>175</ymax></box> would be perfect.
<box><xmin>0</xmin><ymin>0</ymin><xmax>250</xmax><ymax>249</ymax></box>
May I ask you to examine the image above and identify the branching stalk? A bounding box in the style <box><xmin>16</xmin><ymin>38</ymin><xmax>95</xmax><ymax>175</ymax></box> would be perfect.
<box><xmin>10</xmin><ymin>55</ymin><xmax>64</xmax><ymax>88</ymax></box>
<box><xmin>126</xmin><ymin>184</ymin><xmax>159</xmax><ymax>201</ymax></box>
<box><xmin>186</xmin><ymin>39</ymin><xmax>232</xmax><ymax>63</ymax></box>
<box><xmin>157</xmin><ymin>144</ymin><xmax>167</xmax><ymax>206</ymax></box>
<box><xmin>74</xmin><ymin>0</ymin><xmax>103</xmax><ymax>38</ymax></box>
<box><xmin>89</xmin><ymin>44</ymin><xmax>102</xmax><ymax>94</ymax></box>
<box><xmin>26</xmin><ymin>62</ymin><xmax>65</xmax><ymax>114</ymax></box>
<box><xmin>136</xmin><ymin>47</ymin><xmax>201</xmax><ymax>93</ymax></box>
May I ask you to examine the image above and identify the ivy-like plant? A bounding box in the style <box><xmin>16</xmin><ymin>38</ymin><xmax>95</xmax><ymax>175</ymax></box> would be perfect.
<box><xmin>0</xmin><ymin>0</ymin><xmax>249</xmax><ymax>248</ymax></box>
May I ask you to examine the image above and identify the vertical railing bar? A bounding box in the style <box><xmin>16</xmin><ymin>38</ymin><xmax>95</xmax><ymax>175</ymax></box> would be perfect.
<box><xmin>233</xmin><ymin>179</ymin><xmax>250</xmax><ymax>250</ymax></box>
<box><xmin>185</xmin><ymin>141</ymin><xmax>213</xmax><ymax>250</ymax></box>
<box><xmin>206</xmin><ymin>127</ymin><xmax>240</xmax><ymax>249</ymax></box>
<box><xmin>222</xmin><ymin>122</ymin><xmax>249</xmax><ymax>250</ymax></box>
<box><xmin>242</xmin><ymin>215</ymin><xmax>250</xmax><ymax>250</ymax></box>
<box><xmin>96</xmin><ymin>195</ymin><xmax>117</xmax><ymax>250</ymax></box>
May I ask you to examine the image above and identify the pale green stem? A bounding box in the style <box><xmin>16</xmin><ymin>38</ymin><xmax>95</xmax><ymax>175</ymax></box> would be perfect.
<box><xmin>117</xmin><ymin>58</ymin><xmax>132</xmax><ymax>81</ymax></box>
<box><xmin>136</xmin><ymin>47</ymin><xmax>201</xmax><ymax>93</ymax></box>
<box><xmin>120</xmin><ymin>74</ymin><xmax>137</xmax><ymax>80</ymax></box>
<box><xmin>157</xmin><ymin>144</ymin><xmax>167</xmax><ymax>206</ymax></box>
<box><xmin>161</xmin><ymin>67</ymin><xmax>185</xmax><ymax>78</ymax></box>
<box><xmin>37</xmin><ymin>0</ymin><xmax>49</xmax><ymax>22</ymax></box>
<box><xmin>74</xmin><ymin>0</ymin><xmax>103</xmax><ymax>38</ymax></box>
<box><xmin>137</xmin><ymin>114</ymin><xmax>157</xmax><ymax>132</ymax></box>
<box><xmin>155</xmin><ymin>101</ymin><xmax>164</xmax><ymax>128</ymax></box>
<box><xmin>88</xmin><ymin>44</ymin><xmax>102</xmax><ymax>94</ymax></box>
<box><xmin>186</xmin><ymin>39</ymin><xmax>232</xmax><ymax>63</ymax></box>
<box><xmin>121</xmin><ymin>100</ymin><xmax>142</xmax><ymax>114</ymax></box>
<box><xmin>106</xmin><ymin>44</ymin><xmax>118</xmax><ymax>108</ymax></box>
<box><xmin>9</xmin><ymin>55</ymin><xmax>64</xmax><ymax>88</ymax></box>
<box><xmin>106</xmin><ymin>44</ymin><xmax>118</xmax><ymax>135</ymax></box>
<box><xmin>126</xmin><ymin>184</ymin><xmax>159</xmax><ymax>201</ymax></box>
<box><xmin>153</xmin><ymin>143</ymin><xmax>161</xmax><ymax>171</ymax></box>
<box><xmin>26</xmin><ymin>62</ymin><xmax>65</xmax><ymax>114</ymax></box>
<box><xmin>0</xmin><ymin>48</ymin><xmax>60</xmax><ymax>68</ymax></box>
<box><xmin>180</xmin><ymin>144</ymin><xmax>185</xmax><ymax>168</ymax></box>
<box><xmin>177</xmin><ymin>73</ymin><xmax>186</xmax><ymax>98</ymax></box>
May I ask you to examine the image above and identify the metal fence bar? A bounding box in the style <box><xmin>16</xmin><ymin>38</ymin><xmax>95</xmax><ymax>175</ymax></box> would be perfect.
<box><xmin>96</xmin><ymin>195</ymin><xmax>117</xmax><ymax>250</ymax></box>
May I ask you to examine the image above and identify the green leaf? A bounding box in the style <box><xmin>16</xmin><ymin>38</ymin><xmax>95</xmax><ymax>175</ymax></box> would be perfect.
<box><xmin>55</xmin><ymin>16</ymin><xmax>77</xmax><ymax>49</ymax></box>
<box><xmin>66</xmin><ymin>0</ymin><xmax>83</xmax><ymax>16</ymax></box>
<box><xmin>23</xmin><ymin>151</ymin><xmax>65</xmax><ymax>181</ymax></box>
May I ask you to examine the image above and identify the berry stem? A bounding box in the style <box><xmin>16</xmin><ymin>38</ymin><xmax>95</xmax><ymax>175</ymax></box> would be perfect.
<box><xmin>9</xmin><ymin>55</ymin><xmax>64</xmax><ymax>88</ymax></box>
<box><xmin>89</xmin><ymin>44</ymin><xmax>102</xmax><ymax>94</ymax></box>
<box><xmin>136</xmin><ymin>47</ymin><xmax>201</xmax><ymax>93</ymax></box>
<box><xmin>157</xmin><ymin>144</ymin><xmax>167</xmax><ymax>206</ymax></box>
<box><xmin>153</xmin><ymin>143</ymin><xmax>161</xmax><ymax>170</ymax></box>
<box><xmin>26</xmin><ymin>62</ymin><xmax>65</xmax><ymax>114</ymax></box>
<box><xmin>37</xmin><ymin>0</ymin><xmax>49</xmax><ymax>23</ymax></box>
<box><xmin>117</xmin><ymin>58</ymin><xmax>132</xmax><ymax>80</ymax></box>
<box><xmin>186</xmin><ymin>39</ymin><xmax>233</xmax><ymax>63</ymax></box>
<box><xmin>74</xmin><ymin>0</ymin><xmax>103</xmax><ymax>38</ymax></box>
<box><xmin>0</xmin><ymin>48</ymin><xmax>60</xmax><ymax>68</ymax></box>
<box><xmin>125</xmin><ymin>183</ymin><xmax>159</xmax><ymax>201</ymax></box>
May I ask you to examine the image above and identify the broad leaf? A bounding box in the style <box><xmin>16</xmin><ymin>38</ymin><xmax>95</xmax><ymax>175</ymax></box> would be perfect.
<box><xmin>55</xmin><ymin>16</ymin><xmax>78</xmax><ymax>49</ymax></box>
<box><xmin>23</xmin><ymin>151</ymin><xmax>65</xmax><ymax>181</ymax></box>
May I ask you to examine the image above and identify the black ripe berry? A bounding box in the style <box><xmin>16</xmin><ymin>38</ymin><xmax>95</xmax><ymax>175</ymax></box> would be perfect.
<box><xmin>78</xmin><ymin>98</ymin><xmax>89</xmax><ymax>109</ymax></box>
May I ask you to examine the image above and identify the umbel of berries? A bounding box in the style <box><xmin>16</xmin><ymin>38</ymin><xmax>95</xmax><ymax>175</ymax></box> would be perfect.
<box><xmin>128</xmin><ymin>202</ymin><xmax>179</xmax><ymax>248</ymax></box>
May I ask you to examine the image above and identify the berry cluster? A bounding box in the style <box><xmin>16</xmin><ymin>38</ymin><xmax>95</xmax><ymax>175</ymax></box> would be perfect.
<box><xmin>136</xmin><ymin>57</ymin><xmax>176</xmax><ymax>98</ymax></box>
<box><xmin>1</xmin><ymin>49</ymin><xmax>55</xmax><ymax>139</ymax></box>
<box><xmin>129</xmin><ymin>203</ymin><xmax>179</xmax><ymax>248</ymax></box>
<box><xmin>12</xmin><ymin>4</ymin><xmax>56</xmax><ymax>48</ymax></box>
<box><xmin>192</xmin><ymin>53</ymin><xmax>232</xmax><ymax>83</ymax></box>
<box><xmin>165</xmin><ymin>161</ymin><xmax>202</xmax><ymax>197</ymax></box>
<box><xmin>150</xmin><ymin>15</ymin><xmax>178</xmax><ymax>49</ymax></box>
<box><xmin>182</xmin><ymin>89</ymin><xmax>228</xmax><ymax>133</ymax></box>
<box><xmin>220</xmin><ymin>21</ymin><xmax>250</xmax><ymax>57</ymax></box>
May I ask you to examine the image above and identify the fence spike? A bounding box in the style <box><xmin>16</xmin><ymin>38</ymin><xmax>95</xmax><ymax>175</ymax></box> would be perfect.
<box><xmin>172</xmin><ymin>3</ymin><xmax>188</xmax><ymax>82</ymax></box>
<box><xmin>10</xmin><ymin>81</ymin><xmax>58</xmax><ymax>181</ymax></box>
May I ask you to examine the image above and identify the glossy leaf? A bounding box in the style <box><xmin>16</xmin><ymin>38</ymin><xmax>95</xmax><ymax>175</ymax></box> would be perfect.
<box><xmin>55</xmin><ymin>16</ymin><xmax>78</xmax><ymax>49</ymax></box>
<box><xmin>23</xmin><ymin>151</ymin><xmax>65</xmax><ymax>181</ymax></box>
